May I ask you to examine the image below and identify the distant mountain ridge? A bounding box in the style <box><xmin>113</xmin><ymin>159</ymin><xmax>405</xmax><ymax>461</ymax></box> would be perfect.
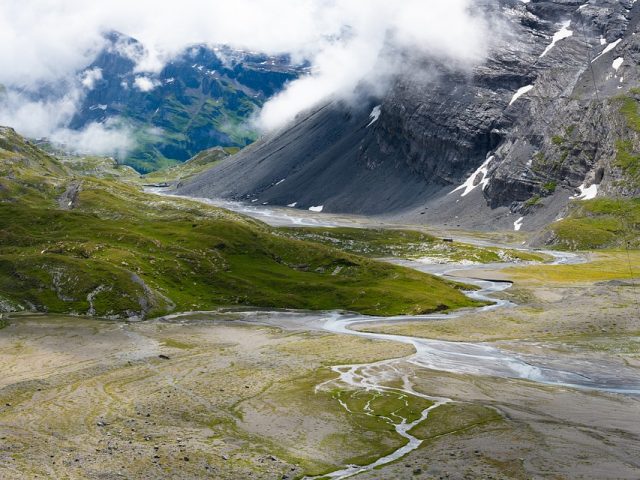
<box><xmin>69</xmin><ymin>32</ymin><xmax>304</xmax><ymax>172</ymax></box>
<box><xmin>8</xmin><ymin>32</ymin><xmax>303</xmax><ymax>173</ymax></box>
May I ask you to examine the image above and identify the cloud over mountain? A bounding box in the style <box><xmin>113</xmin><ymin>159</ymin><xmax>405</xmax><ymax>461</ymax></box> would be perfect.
<box><xmin>0</xmin><ymin>0</ymin><xmax>493</xmax><ymax>149</ymax></box>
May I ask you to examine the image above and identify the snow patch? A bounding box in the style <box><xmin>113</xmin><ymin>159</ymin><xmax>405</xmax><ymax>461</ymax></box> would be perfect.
<box><xmin>509</xmin><ymin>85</ymin><xmax>534</xmax><ymax>105</ymax></box>
<box><xmin>592</xmin><ymin>39</ymin><xmax>622</xmax><ymax>63</ymax></box>
<box><xmin>540</xmin><ymin>21</ymin><xmax>573</xmax><ymax>58</ymax></box>
<box><xmin>275</xmin><ymin>178</ymin><xmax>286</xmax><ymax>186</ymax></box>
<box><xmin>309</xmin><ymin>205</ymin><xmax>324</xmax><ymax>212</ymax></box>
<box><xmin>450</xmin><ymin>156</ymin><xmax>494</xmax><ymax>197</ymax></box>
<box><xmin>570</xmin><ymin>183</ymin><xmax>598</xmax><ymax>201</ymax></box>
<box><xmin>367</xmin><ymin>105</ymin><xmax>382</xmax><ymax>127</ymax></box>
<box><xmin>287</xmin><ymin>202</ymin><xmax>297</xmax><ymax>208</ymax></box>
<box><xmin>514</xmin><ymin>217</ymin><xmax>524</xmax><ymax>232</ymax></box>
<box><xmin>612</xmin><ymin>57</ymin><xmax>624</xmax><ymax>71</ymax></box>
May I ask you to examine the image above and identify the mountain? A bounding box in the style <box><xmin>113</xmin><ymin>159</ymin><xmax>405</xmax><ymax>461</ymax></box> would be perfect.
<box><xmin>176</xmin><ymin>0</ymin><xmax>640</xmax><ymax>240</ymax></box>
<box><xmin>71</xmin><ymin>32</ymin><xmax>304</xmax><ymax>172</ymax></box>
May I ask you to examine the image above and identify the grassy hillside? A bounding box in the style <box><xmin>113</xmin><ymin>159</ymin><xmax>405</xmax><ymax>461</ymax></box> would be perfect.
<box><xmin>0</xmin><ymin>127</ymin><xmax>478</xmax><ymax>318</ymax></box>
<box><xmin>545</xmin><ymin>198</ymin><xmax>640</xmax><ymax>250</ymax></box>
<box><xmin>141</xmin><ymin>146</ymin><xmax>237</xmax><ymax>185</ymax></box>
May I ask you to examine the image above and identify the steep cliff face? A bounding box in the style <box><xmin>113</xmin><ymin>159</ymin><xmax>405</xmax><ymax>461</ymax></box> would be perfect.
<box><xmin>178</xmin><ymin>0</ymin><xmax>640</xmax><ymax>231</ymax></box>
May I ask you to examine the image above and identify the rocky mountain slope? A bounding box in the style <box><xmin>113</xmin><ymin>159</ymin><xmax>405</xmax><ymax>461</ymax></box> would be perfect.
<box><xmin>177</xmin><ymin>0</ymin><xmax>640</xmax><ymax>236</ymax></box>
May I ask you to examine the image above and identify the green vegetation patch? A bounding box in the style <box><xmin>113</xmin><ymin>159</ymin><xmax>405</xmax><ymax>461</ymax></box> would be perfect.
<box><xmin>508</xmin><ymin>250</ymin><xmax>640</xmax><ymax>284</ymax></box>
<box><xmin>524</xmin><ymin>195</ymin><xmax>542</xmax><ymax>208</ymax></box>
<box><xmin>541</xmin><ymin>181</ymin><xmax>557</xmax><ymax>195</ymax></box>
<box><xmin>235</xmin><ymin>370</ymin><xmax>416</xmax><ymax>476</ymax></box>
<box><xmin>279</xmin><ymin>227</ymin><xmax>546</xmax><ymax>263</ymax></box>
<box><xmin>0</xmin><ymin>131</ymin><xmax>480</xmax><ymax>318</ymax></box>
<box><xmin>619</xmin><ymin>93</ymin><xmax>640</xmax><ymax>132</ymax></box>
<box><xmin>616</xmin><ymin>140</ymin><xmax>640</xmax><ymax>188</ymax></box>
<box><xmin>548</xmin><ymin>198</ymin><xmax>640</xmax><ymax>250</ymax></box>
<box><xmin>409</xmin><ymin>403</ymin><xmax>503</xmax><ymax>441</ymax></box>
<box><xmin>141</xmin><ymin>147</ymin><xmax>231</xmax><ymax>185</ymax></box>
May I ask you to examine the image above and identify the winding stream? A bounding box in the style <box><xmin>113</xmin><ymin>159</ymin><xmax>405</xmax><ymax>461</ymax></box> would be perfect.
<box><xmin>153</xmin><ymin>192</ymin><xmax>640</xmax><ymax>478</ymax></box>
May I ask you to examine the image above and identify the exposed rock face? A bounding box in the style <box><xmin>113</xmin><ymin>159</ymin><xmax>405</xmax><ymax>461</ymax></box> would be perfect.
<box><xmin>178</xmin><ymin>0</ymin><xmax>640</xmax><ymax>231</ymax></box>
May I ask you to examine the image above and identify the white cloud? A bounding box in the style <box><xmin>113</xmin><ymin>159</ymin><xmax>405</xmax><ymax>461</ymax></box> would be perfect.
<box><xmin>133</xmin><ymin>76</ymin><xmax>160</xmax><ymax>92</ymax></box>
<box><xmin>0</xmin><ymin>0</ymin><xmax>495</xmax><ymax>141</ymax></box>
<box><xmin>0</xmin><ymin>88</ymin><xmax>133</xmax><ymax>157</ymax></box>
<box><xmin>258</xmin><ymin>0</ymin><xmax>491</xmax><ymax>130</ymax></box>
<box><xmin>50</xmin><ymin>120</ymin><xmax>133</xmax><ymax>158</ymax></box>
<box><xmin>0</xmin><ymin>89</ymin><xmax>81</xmax><ymax>139</ymax></box>
<box><xmin>81</xmin><ymin>67</ymin><xmax>103</xmax><ymax>90</ymax></box>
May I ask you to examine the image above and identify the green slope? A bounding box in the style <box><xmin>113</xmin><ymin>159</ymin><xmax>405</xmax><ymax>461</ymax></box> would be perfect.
<box><xmin>0</xmin><ymin>127</ymin><xmax>479</xmax><ymax>319</ymax></box>
<box><xmin>546</xmin><ymin>198</ymin><xmax>640</xmax><ymax>250</ymax></box>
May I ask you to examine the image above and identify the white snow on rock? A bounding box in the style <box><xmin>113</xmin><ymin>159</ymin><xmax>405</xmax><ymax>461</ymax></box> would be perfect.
<box><xmin>450</xmin><ymin>156</ymin><xmax>494</xmax><ymax>197</ymax></box>
<box><xmin>309</xmin><ymin>205</ymin><xmax>324</xmax><ymax>212</ymax></box>
<box><xmin>287</xmin><ymin>202</ymin><xmax>297</xmax><ymax>208</ymax></box>
<box><xmin>602</xmin><ymin>39</ymin><xmax>622</xmax><ymax>55</ymax></box>
<box><xmin>275</xmin><ymin>178</ymin><xmax>286</xmax><ymax>185</ymax></box>
<box><xmin>540</xmin><ymin>21</ymin><xmax>573</xmax><ymax>58</ymax></box>
<box><xmin>612</xmin><ymin>57</ymin><xmax>624</xmax><ymax>71</ymax></box>
<box><xmin>592</xmin><ymin>39</ymin><xmax>622</xmax><ymax>63</ymax></box>
<box><xmin>570</xmin><ymin>183</ymin><xmax>598</xmax><ymax>201</ymax></box>
<box><xmin>367</xmin><ymin>105</ymin><xmax>382</xmax><ymax>127</ymax></box>
<box><xmin>514</xmin><ymin>217</ymin><xmax>524</xmax><ymax>231</ymax></box>
<box><xmin>509</xmin><ymin>85</ymin><xmax>534</xmax><ymax>105</ymax></box>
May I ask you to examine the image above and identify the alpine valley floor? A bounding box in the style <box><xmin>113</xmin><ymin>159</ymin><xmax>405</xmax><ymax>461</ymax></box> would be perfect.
<box><xmin>1</xmin><ymin>204</ymin><xmax>638</xmax><ymax>480</ymax></box>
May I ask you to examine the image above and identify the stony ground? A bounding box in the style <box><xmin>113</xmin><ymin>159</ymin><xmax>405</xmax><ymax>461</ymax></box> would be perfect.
<box><xmin>1</xmin><ymin>251</ymin><xmax>639</xmax><ymax>479</ymax></box>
